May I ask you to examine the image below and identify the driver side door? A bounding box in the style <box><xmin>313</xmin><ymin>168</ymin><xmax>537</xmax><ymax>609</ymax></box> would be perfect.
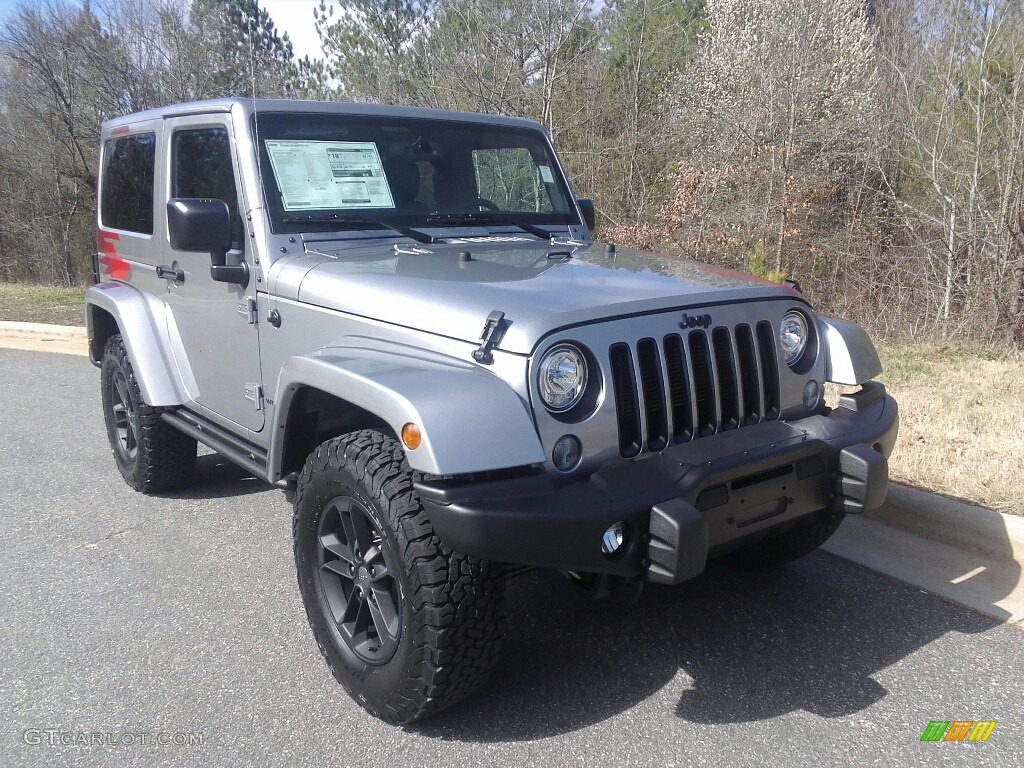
<box><xmin>160</xmin><ymin>116</ymin><xmax>264</xmax><ymax>433</ymax></box>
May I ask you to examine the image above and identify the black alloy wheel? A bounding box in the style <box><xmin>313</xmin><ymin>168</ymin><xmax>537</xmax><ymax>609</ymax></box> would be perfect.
<box><xmin>108</xmin><ymin>367</ymin><xmax>139</xmax><ymax>463</ymax></box>
<box><xmin>315</xmin><ymin>495</ymin><xmax>402</xmax><ymax>664</ymax></box>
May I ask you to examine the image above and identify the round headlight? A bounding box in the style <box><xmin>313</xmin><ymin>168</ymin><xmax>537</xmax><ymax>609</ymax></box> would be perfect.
<box><xmin>538</xmin><ymin>344</ymin><xmax>588</xmax><ymax>412</ymax></box>
<box><xmin>780</xmin><ymin>311</ymin><xmax>809</xmax><ymax>366</ymax></box>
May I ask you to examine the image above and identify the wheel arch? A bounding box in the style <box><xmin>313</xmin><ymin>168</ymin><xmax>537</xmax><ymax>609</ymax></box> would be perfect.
<box><xmin>276</xmin><ymin>385</ymin><xmax>396</xmax><ymax>480</ymax></box>
<box><xmin>86</xmin><ymin>282</ymin><xmax>188</xmax><ymax>406</ymax></box>
<box><xmin>88</xmin><ymin>304</ymin><xmax>120</xmax><ymax>365</ymax></box>
<box><xmin>268</xmin><ymin>348</ymin><xmax>545</xmax><ymax>479</ymax></box>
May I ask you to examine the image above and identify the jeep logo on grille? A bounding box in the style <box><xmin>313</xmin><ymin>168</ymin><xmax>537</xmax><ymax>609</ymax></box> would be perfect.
<box><xmin>679</xmin><ymin>312</ymin><xmax>713</xmax><ymax>329</ymax></box>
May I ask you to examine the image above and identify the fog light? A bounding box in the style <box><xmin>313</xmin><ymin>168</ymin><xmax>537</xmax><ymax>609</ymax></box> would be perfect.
<box><xmin>803</xmin><ymin>379</ymin><xmax>821</xmax><ymax>410</ymax></box>
<box><xmin>602</xmin><ymin>522</ymin><xmax>627</xmax><ymax>555</ymax></box>
<box><xmin>552</xmin><ymin>434</ymin><xmax>582</xmax><ymax>471</ymax></box>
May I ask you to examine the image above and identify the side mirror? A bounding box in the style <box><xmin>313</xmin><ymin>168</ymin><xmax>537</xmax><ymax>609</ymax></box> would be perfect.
<box><xmin>576</xmin><ymin>198</ymin><xmax>596</xmax><ymax>231</ymax></box>
<box><xmin>167</xmin><ymin>198</ymin><xmax>231</xmax><ymax>252</ymax></box>
<box><xmin>167</xmin><ymin>198</ymin><xmax>248</xmax><ymax>286</ymax></box>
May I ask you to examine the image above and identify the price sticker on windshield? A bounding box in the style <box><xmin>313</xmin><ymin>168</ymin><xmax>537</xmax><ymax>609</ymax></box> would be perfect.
<box><xmin>265</xmin><ymin>140</ymin><xmax>395</xmax><ymax>210</ymax></box>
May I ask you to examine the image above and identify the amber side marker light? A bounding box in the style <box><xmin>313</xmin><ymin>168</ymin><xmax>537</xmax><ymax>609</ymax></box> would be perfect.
<box><xmin>401</xmin><ymin>423</ymin><xmax>422</xmax><ymax>450</ymax></box>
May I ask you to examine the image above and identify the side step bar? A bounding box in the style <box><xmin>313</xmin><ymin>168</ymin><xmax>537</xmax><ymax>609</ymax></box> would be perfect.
<box><xmin>160</xmin><ymin>408</ymin><xmax>268</xmax><ymax>481</ymax></box>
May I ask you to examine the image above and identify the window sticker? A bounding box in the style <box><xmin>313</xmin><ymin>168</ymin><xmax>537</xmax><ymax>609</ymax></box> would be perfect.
<box><xmin>538</xmin><ymin>165</ymin><xmax>555</xmax><ymax>184</ymax></box>
<box><xmin>265</xmin><ymin>140</ymin><xmax>394</xmax><ymax>210</ymax></box>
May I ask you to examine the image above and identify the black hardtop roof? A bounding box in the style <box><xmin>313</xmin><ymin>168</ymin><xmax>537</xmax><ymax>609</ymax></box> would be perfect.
<box><xmin>100</xmin><ymin>98</ymin><xmax>545</xmax><ymax>134</ymax></box>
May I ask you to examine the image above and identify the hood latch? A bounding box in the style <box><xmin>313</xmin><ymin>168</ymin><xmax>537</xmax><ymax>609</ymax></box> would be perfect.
<box><xmin>472</xmin><ymin>310</ymin><xmax>509</xmax><ymax>365</ymax></box>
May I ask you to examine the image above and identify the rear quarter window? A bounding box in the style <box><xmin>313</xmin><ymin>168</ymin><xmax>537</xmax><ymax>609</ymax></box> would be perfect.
<box><xmin>100</xmin><ymin>132</ymin><xmax>156</xmax><ymax>234</ymax></box>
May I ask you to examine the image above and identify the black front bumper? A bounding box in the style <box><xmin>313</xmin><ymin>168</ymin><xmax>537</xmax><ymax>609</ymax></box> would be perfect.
<box><xmin>414</xmin><ymin>383</ymin><xmax>898</xmax><ymax>584</ymax></box>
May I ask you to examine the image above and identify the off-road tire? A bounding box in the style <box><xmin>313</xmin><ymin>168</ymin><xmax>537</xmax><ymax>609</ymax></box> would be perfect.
<box><xmin>293</xmin><ymin>430</ymin><xmax>504</xmax><ymax>725</ymax></box>
<box><xmin>100</xmin><ymin>334</ymin><xmax>196</xmax><ymax>493</ymax></box>
<box><xmin>727</xmin><ymin>507</ymin><xmax>846</xmax><ymax>570</ymax></box>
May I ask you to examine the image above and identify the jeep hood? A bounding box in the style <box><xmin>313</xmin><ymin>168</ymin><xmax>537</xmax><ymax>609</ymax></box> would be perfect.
<box><xmin>292</xmin><ymin>242</ymin><xmax>802</xmax><ymax>355</ymax></box>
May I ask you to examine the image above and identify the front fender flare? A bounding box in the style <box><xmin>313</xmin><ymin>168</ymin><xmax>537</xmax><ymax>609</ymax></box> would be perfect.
<box><xmin>268</xmin><ymin>347</ymin><xmax>545</xmax><ymax>477</ymax></box>
<box><xmin>85</xmin><ymin>282</ymin><xmax>188</xmax><ymax>406</ymax></box>
<box><xmin>818</xmin><ymin>316</ymin><xmax>883</xmax><ymax>385</ymax></box>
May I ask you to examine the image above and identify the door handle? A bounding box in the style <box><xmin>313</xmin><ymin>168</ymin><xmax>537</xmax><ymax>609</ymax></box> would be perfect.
<box><xmin>156</xmin><ymin>265</ymin><xmax>185</xmax><ymax>282</ymax></box>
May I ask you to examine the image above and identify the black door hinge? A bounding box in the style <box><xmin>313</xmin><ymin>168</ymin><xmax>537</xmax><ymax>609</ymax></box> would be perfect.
<box><xmin>472</xmin><ymin>310</ymin><xmax>509</xmax><ymax>365</ymax></box>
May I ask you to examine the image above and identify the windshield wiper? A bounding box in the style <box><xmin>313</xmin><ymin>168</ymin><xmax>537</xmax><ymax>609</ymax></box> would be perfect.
<box><xmin>425</xmin><ymin>212</ymin><xmax>555</xmax><ymax>240</ymax></box>
<box><xmin>281</xmin><ymin>214</ymin><xmax>437</xmax><ymax>244</ymax></box>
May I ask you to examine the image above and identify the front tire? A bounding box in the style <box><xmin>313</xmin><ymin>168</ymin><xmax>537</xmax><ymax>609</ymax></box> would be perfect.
<box><xmin>100</xmin><ymin>334</ymin><xmax>196</xmax><ymax>493</ymax></box>
<box><xmin>293</xmin><ymin>430</ymin><xmax>504</xmax><ymax>724</ymax></box>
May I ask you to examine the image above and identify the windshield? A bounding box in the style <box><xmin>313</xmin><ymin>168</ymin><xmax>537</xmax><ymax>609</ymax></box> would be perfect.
<box><xmin>252</xmin><ymin>112</ymin><xmax>578</xmax><ymax>235</ymax></box>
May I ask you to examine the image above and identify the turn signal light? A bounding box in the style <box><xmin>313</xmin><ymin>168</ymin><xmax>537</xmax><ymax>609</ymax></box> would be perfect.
<box><xmin>401</xmin><ymin>423</ymin><xmax>422</xmax><ymax>450</ymax></box>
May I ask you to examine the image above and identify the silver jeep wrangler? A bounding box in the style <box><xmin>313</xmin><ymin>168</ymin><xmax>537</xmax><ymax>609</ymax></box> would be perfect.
<box><xmin>87</xmin><ymin>99</ymin><xmax>898</xmax><ymax>724</ymax></box>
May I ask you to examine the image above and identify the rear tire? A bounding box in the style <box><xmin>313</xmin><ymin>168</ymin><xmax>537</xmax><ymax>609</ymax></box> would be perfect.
<box><xmin>100</xmin><ymin>334</ymin><xmax>196</xmax><ymax>493</ymax></box>
<box><xmin>727</xmin><ymin>507</ymin><xmax>845</xmax><ymax>569</ymax></box>
<box><xmin>293</xmin><ymin>430</ymin><xmax>504</xmax><ymax>724</ymax></box>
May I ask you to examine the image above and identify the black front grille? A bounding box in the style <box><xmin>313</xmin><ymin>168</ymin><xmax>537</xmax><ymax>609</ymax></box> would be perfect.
<box><xmin>662</xmin><ymin>335</ymin><xmax>692</xmax><ymax>442</ymax></box>
<box><xmin>609</xmin><ymin>343</ymin><xmax>642</xmax><ymax>458</ymax></box>
<box><xmin>636</xmin><ymin>338</ymin><xmax>668</xmax><ymax>451</ymax></box>
<box><xmin>610</xmin><ymin>323</ymin><xmax>781</xmax><ymax>457</ymax></box>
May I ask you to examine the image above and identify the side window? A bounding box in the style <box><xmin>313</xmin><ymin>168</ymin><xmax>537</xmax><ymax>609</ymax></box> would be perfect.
<box><xmin>171</xmin><ymin>128</ymin><xmax>243</xmax><ymax>247</ymax></box>
<box><xmin>100</xmin><ymin>133</ymin><xmax>156</xmax><ymax>234</ymax></box>
<box><xmin>471</xmin><ymin>147</ymin><xmax>554</xmax><ymax>213</ymax></box>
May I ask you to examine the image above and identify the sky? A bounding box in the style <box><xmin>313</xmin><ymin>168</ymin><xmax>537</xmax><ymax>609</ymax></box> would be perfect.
<box><xmin>261</xmin><ymin>0</ymin><xmax>324</xmax><ymax>61</ymax></box>
<box><xmin>0</xmin><ymin>0</ymin><xmax>326</xmax><ymax>62</ymax></box>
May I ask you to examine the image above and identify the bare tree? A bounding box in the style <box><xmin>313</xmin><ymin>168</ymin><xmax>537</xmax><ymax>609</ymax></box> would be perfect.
<box><xmin>669</xmin><ymin>0</ymin><xmax>881</xmax><ymax>301</ymax></box>
<box><xmin>881</xmin><ymin>0</ymin><xmax>1024</xmax><ymax>342</ymax></box>
<box><xmin>0</xmin><ymin>1</ymin><xmax>139</xmax><ymax>283</ymax></box>
<box><xmin>0</xmin><ymin>0</ymin><xmax>1020</xmax><ymax>350</ymax></box>
<box><xmin>592</xmin><ymin>0</ymin><xmax>704</xmax><ymax>226</ymax></box>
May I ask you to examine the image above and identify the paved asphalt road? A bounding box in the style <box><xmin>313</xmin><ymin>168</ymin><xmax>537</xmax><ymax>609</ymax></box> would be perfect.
<box><xmin>2</xmin><ymin>348</ymin><xmax>1022</xmax><ymax>768</ymax></box>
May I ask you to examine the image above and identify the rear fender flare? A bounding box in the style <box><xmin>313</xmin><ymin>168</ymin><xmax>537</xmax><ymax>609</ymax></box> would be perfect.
<box><xmin>85</xmin><ymin>282</ymin><xmax>189</xmax><ymax>406</ymax></box>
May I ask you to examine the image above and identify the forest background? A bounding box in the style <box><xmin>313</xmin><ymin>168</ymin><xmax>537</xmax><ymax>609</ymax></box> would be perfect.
<box><xmin>1</xmin><ymin>0</ymin><xmax>1022</xmax><ymax>350</ymax></box>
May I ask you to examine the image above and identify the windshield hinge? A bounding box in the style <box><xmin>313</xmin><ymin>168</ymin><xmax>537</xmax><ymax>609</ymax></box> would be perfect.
<box><xmin>472</xmin><ymin>310</ymin><xmax>509</xmax><ymax>365</ymax></box>
<box><xmin>244</xmin><ymin>383</ymin><xmax>264</xmax><ymax>411</ymax></box>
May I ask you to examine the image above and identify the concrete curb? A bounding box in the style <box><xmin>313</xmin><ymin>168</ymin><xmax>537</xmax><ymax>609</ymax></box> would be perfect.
<box><xmin>0</xmin><ymin>320</ymin><xmax>88</xmax><ymax>356</ymax></box>
<box><xmin>822</xmin><ymin>483</ymin><xmax>1024</xmax><ymax>623</ymax></box>
<box><xmin>870</xmin><ymin>483</ymin><xmax>1024</xmax><ymax>565</ymax></box>
<box><xmin>0</xmin><ymin>320</ymin><xmax>86</xmax><ymax>337</ymax></box>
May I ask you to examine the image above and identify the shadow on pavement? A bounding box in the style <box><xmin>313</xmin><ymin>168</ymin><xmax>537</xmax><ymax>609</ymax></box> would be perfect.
<box><xmin>165</xmin><ymin>453</ymin><xmax>270</xmax><ymax>500</ymax></box>
<box><xmin>410</xmin><ymin>552</ymin><xmax>997</xmax><ymax>741</ymax></box>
